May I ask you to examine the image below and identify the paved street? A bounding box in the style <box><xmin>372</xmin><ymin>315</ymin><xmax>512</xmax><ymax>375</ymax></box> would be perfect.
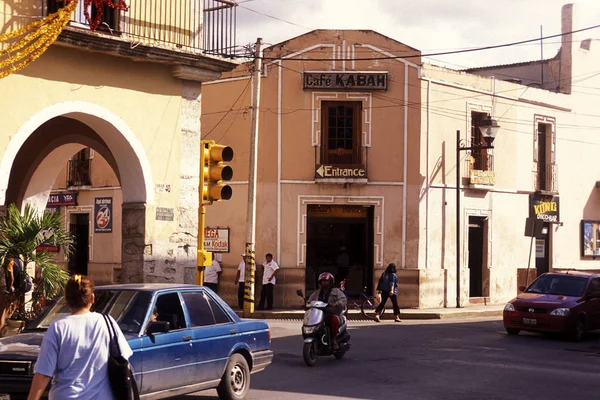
<box><xmin>177</xmin><ymin>317</ymin><xmax>600</xmax><ymax>400</ymax></box>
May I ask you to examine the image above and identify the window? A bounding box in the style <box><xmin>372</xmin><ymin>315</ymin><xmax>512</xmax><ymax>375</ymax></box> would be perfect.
<box><xmin>182</xmin><ymin>292</ymin><xmax>231</xmax><ymax>326</ymax></box>
<box><xmin>153</xmin><ymin>293</ymin><xmax>187</xmax><ymax>330</ymax></box>
<box><xmin>470</xmin><ymin>111</ymin><xmax>491</xmax><ymax>171</ymax></box>
<box><xmin>588</xmin><ymin>278</ymin><xmax>600</xmax><ymax>294</ymax></box>
<box><xmin>67</xmin><ymin>148</ymin><xmax>91</xmax><ymax>187</ymax></box>
<box><xmin>48</xmin><ymin>0</ymin><xmax>119</xmax><ymax>31</ymax></box>
<box><xmin>536</xmin><ymin>123</ymin><xmax>550</xmax><ymax>191</ymax></box>
<box><xmin>321</xmin><ymin>102</ymin><xmax>362</xmax><ymax>165</ymax></box>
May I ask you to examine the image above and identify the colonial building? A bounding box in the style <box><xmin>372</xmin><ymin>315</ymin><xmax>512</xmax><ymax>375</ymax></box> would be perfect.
<box><xmin>202</xmin><ymin>3</ymin><xmax>600</xmax><ymax>309</ymax></box>
<box><xmin>0</xmin><ymin>0</ymin><xmax>237</xmax><ymax>284</ymax></box>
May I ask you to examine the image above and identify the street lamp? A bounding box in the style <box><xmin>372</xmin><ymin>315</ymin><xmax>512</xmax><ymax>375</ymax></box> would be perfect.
<box><xmin>455</xmin><ymin>117</ymin><xmax>500</xmax><ymax>308</ymax></box>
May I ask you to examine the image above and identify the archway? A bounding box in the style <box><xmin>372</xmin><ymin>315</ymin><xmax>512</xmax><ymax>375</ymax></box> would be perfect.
<box><xmin>0</xmin><ymin>102</ymin><xmax>155</xmax><ymax>283</ymax></box>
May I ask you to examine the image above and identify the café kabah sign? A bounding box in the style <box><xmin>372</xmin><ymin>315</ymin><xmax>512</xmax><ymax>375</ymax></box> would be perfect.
<box><xmin>304</xmin><ymin>72</ymin><xmax>388</xmax><ymax>91</ymax></box>
<box><xmin>529</xmin><ymin>194</ymin><xmax>560</xmax><ymax>223</ymax></box>
<box><xmin>315</xmin><ymin>164</ymin><xmax>367</xmax><ymax>179</ymax></box>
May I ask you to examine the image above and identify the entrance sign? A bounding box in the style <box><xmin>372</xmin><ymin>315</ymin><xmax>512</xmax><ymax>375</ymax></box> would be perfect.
<box><xmin>94</xmin><ymin>197</ymin><xmax>113</xmax><ymax>233</ymax></box>
<box><xmin>304</xmin><ymin>72</ymin><xmax>388</xmax><ymax>91</ymax></box>
<box><xmin>529</xmin><ymin>194</ymin><xmax>559</xmax><ymax>223</ymax></box>
<box><xmin>315</xmin><ymin>164</ymin><xmax>366</xmax><ymax>179</ymax></box>
<box><xmin>204</xmin><ymin>227</ymin><xmax>230</xmax><ymax>252</ymax></box>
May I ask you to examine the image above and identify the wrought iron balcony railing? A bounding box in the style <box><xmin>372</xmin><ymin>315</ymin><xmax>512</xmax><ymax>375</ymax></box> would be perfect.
<box><xmin>67</xmin><ymin>159</ymin><xmax>91</xmax><ymax>187</ymax></box>
<box><xmin>533</xmin><ymin>163</ymin><xmax>558</xmax><ymax>193</ymax></box>
<box><xmin>46</xmin><ymin>0</ymin><xmax>237</xmax><ymax>56</ymax></box>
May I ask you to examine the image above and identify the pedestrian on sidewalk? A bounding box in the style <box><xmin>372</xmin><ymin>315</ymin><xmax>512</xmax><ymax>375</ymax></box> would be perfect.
<box><xmin>28</xmin><ymin>275</ymin><xmax>134</xmax><ymax>400</ymax></box>
<box><xmin>204</xmin><ymin>256</ymin><xmax>222</xmax><ymax>294</ymax></box>
<box><xmin>234</xmin><ymin>254</ymin><xmax>246</xmax><ymax>309</ymax></box>
<box><xmin>258</xmin><ymin>253</ymin><xmax>279</xmax><ymax>310</ymax></box>
<box><xmin>375</xmin><ymin>263</ymin><xmax>401</xmax><ymax>323</ymax></box>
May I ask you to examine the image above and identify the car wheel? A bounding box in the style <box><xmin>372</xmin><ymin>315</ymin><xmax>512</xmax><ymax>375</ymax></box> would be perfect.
<box><xmin>217</xmin><ymin>354</ymin><xmax>251</xmax><ymax>400</ymax></box>
<box><xmin>506</xmin><ymin>328</ymin><xmax>520</xmax><ymax>335</ymax></box>
<box><xmin>571</xmin><ymin>317</ymin><xmax>586</xmax><ymax>342</ymax></box>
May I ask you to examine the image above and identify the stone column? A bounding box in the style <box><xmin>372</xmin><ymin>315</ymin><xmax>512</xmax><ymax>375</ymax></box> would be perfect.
<box><xmin>121</xmin><ymin>202</ymin><xmax>146</xmax><ymax>283</ymax></box>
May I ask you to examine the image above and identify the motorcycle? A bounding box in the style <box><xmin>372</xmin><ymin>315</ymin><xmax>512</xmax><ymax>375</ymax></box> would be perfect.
<box><xmin>297</xmin><ymin>289</ymin><xmax>351</xmax><ymax>366</ymax></box>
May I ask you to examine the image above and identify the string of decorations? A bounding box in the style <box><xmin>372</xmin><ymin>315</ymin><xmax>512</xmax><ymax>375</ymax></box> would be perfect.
<box><xmin>0</xmin><ymin>0</ymin><xmax>129</xmax><ymax>80</ymax></box>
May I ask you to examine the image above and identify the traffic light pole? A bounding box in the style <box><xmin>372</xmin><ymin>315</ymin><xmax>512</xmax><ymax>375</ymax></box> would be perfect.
<box><xmin>244</xmin><ymin>38</ymin><xmax>263</xmax><ymax>317</ymax></box>
<box><xmin>196</xmin><ymin>204</ymin><xmax>206</xmax><ymax>285</ymax></box>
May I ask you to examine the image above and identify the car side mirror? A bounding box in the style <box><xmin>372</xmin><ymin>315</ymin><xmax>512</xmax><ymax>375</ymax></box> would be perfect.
<box><xmin>518</xmin><ymin>285</ymin><xmax>526</xmax><ymax>292</ymax></box>
<box><xmin>296</xmin><ymin>289</ymin><xmax>304</xmax><ymax>298</ymax></box>
<box><xmin>146</xmin><ymin>321</ymin><xmax>170</xmax><ymax>335</ymax></box>
<box><xmin>589</xmin><ymin>291</ymin><xmax>600</xmax><ymax>298</ymax></box>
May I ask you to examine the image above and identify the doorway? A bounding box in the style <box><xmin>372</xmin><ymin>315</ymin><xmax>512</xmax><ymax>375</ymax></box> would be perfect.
<box><xmin>69</xmin><ymin>213</ymin><xmax>89</xmax><ymax>275</ymax></box>
<box><xmin>535</xmin><ymin>223</ymin><xmax>550</xmax><ymax>276</ymax></box>
<box><xmin>468</xmin><ymin>216</ymin><xmax>487</xmax><ymax>298</ymax></box>
<box><xmin>305</xmin><ymin>205</ymin><xmax>374</xmax><ymax>295</ymax></box>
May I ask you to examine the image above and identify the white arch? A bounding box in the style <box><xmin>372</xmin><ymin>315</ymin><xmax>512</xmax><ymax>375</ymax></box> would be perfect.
<box><xmin>0</xmin><ymin>101</ymin><xmax>155</xmax><ymax>205</ymax></box>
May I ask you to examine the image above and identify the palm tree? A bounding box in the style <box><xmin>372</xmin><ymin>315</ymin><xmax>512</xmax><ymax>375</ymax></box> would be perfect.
<box><xmin>0</xmin><ymin>203</ymin><xmax>74</xmax><ymax>335</ymax></box>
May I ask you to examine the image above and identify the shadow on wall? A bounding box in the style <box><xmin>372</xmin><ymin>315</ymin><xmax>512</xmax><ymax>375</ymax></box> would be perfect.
<box><xmin>0</xmin><ymin>0</ymin><xmax>42</xmax><ymax>36</ymax></box>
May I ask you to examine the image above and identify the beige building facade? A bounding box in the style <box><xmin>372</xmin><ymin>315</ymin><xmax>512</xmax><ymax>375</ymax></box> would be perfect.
<box><xmin>0</xmin><ymin>0</ymin><xmax>237</xmax><ymax>284</ymax></box>
<box><xmin>203</xmin><ymin>4</ymin><xmax>600</xmax><ymax>309</ymax></box>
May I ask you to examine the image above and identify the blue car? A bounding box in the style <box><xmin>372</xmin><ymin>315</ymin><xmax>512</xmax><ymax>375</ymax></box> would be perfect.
<box><xmin>0</xmin><ymin>284</ymin><xmax>273</xmax><ymax>400</ymax></box>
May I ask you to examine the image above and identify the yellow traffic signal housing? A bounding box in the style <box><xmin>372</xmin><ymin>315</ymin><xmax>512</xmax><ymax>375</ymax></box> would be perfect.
<box><xmin>200</xmin><ymin>140</ymin><xmax>234</xmax><ymax>204</ymax></box>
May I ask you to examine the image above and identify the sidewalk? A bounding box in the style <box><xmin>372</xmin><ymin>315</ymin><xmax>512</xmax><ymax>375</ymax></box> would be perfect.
<box><xmin>235</xmin><ymin>304</ymin><xmax>504</xmax><ymax>321</ymax></box>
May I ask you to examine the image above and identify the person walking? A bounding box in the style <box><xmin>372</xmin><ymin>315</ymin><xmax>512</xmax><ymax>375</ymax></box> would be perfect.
<box><xmin>234</xmin><ymin>254</ymin><xmax>246</xmax><ymax>309</ymax></box>
<box><xmin>258</xmin><ymin>253</ymin><xmax>279</xmax><ymax>310</ymax></box>
<box><xmin>27</xmin><ymin>275</ymin><xmax>133</xmax><ymax>400</ymax></box>
<box><xmin>374</xmin><ymin>263</ymin><xmax>401</xmax><ymax>323</ymax></box>
<box><xmin>204</xmin><ymin>257</ymin><xmax>222</xmax><ymax>294</ymax></box>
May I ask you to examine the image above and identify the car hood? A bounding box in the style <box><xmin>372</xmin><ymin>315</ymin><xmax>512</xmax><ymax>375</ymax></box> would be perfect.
<box><xmin>0</xmin><ymin>333</ymin><xmax>44</xmax><ymax>361</ymax></box>
<box><xmin>513</xmin><ymin>292</ymin><xmax>579</xmax><ymax>306</ymax></box>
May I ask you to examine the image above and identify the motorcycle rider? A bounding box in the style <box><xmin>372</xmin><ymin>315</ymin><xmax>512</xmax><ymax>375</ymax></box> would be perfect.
<box><xmin>307</xmin><ymin>272</ymin><xmax>347</xmax><ymax>350</ymax></box>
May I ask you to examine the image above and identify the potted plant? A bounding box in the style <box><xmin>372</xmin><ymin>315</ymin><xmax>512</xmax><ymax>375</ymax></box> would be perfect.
<box><xmin>0</xmin><ymin>203</ymin><xmax>74</xmax><ymax>337</ymax></box>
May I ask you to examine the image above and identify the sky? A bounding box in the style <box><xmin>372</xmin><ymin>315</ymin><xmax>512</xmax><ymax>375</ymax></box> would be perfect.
<box><xmin>234</xmin><ymin>0</ymin><xmax>600</xmax><ymax>69</ymax></box>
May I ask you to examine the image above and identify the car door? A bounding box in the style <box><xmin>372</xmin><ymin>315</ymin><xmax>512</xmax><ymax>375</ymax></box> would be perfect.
<box><xmin>181</xmin><ymin>291</ymin><xmax>238</xmax><ymax>382</ymax></box>
<box><xmin>139</xmin><ymin>292</ymin><xmax>196</xmax><ymax>395</ymax></box>
<box><xmin>585</xmin><ymin>278</ymin><xmax>600</xmax><ymax>330</ymax></box>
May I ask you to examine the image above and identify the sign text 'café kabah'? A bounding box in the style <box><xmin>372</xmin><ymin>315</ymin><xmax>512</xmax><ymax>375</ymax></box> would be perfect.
<box><xmin>304</xmin><ymin>72</ymin><xmax>388</xmax><ymax>91</ymax></box>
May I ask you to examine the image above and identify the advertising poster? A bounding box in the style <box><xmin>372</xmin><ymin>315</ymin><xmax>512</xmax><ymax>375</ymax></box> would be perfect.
<box><xmin>94</xmin><ymin>197</ymin><xmax>113</xmax><ymax>233</ymax></box>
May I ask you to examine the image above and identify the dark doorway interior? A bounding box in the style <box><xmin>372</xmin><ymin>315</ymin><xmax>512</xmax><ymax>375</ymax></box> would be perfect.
<box><xmin>535</xmin><ymin>224</ymin><xmax>550</xmax><ymax>276</ymax></box>
<box><xmin>305</xmin><ymin>205</ymin><xmax>373</xmax><ymax>295</ymax></box>
<box><xmin>468</xmin><ymin>216</ymin><xmax>485</xmax><ymax>298</ymax></box>
<box><xmin>69</xmin><ymin>213</ymin><xmax>89</xmax><ymax>275</ymax></box>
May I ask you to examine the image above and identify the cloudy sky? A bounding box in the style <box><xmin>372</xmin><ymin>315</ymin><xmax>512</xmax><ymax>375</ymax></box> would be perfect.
<box><xmin>234</xmin><ymin>0</ymin><xmax>600</xmax><ymax>69</ymax></box>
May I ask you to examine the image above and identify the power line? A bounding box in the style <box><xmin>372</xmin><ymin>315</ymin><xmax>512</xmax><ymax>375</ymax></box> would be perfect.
<box><xmin>202</xmin><ymin>78</ymin><xmax>251</xmax><ymax>139</ymax></box>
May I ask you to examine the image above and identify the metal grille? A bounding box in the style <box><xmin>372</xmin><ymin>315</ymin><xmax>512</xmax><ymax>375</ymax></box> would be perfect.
<box><xmin>67</xmin><ymin>159</ymin><xmax>91</xmax><ymax>187</ymax></box>
<box><xmin>534</xmin><ymin>163</ymin><xmax>558</xmax><ymax>193</ymax></box>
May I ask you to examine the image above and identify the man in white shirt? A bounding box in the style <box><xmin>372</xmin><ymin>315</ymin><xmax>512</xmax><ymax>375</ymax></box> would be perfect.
<box><xmin>204</xmin><ymin>257</ymin><xmax>222</xmax><ymax>294</ymax></box>
<box><xmin>234</xmin><ymin>254</ymin><xmax>246</xmax><ymax>309</ymax></box>
<box><xmin>258</xmin><ymin>253</ymin><xmax>279</xmax><ymax>310</ymax></box>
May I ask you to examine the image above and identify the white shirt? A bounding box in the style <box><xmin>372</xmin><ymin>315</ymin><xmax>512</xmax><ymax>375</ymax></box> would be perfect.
<box><xmin>204</xmin><ymin>259</ymin><xmax>222</xmax><ymax>284</ymax></box>
<box><xmin>237</xmin><ymin>261</ymin><xmax>246</xmax><ymax>282</ymax></box>
<box><xmin>262</xmin><ymin>260</ymin><xmax>280</xmax><ymax>285</ymax></box>
<box><xmin>35</xmin><ymin>312</ymin><xmax>132</xmax><ymax>400</ymax></box>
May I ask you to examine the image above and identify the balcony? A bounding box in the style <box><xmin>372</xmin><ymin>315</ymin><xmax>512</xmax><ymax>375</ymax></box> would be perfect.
<box><xmin>468</xmin><ymin>153</ymin><xmax>495</xmax><ymax>187</ymax></box>
<box><xmin>67</xmin><ymin>159</ymin><xmax>91</xmax><ymax>187</ymax></box>
<box><xmin>533</xmin><ymin>163</ymin><xmax>558</xmax><ymax>194</ymax></box>
<box><xmin>46</xmin><ymin>0</ymin><xmax>237</xmax><ymax>57</ymax></box>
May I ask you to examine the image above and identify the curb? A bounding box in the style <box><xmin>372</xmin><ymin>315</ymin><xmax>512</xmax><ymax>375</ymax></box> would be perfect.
<box><xmin>235</xmin><ymin>309</ymin><xmax>503</xmax><ymax>321</ymax></box>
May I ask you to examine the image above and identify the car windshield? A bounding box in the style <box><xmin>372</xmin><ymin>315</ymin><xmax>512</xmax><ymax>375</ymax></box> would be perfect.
<box><xmin>27</xmin><ymin>290</ymin><xmax>152</xmax><ymax>334</ymax></box>
<box><xmin>526</xmin><ymin>275</ymin><xmax>588</xmax><ymax>297</ymax></box>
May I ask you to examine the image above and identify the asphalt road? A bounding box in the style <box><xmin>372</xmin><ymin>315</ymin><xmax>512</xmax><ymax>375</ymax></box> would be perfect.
<box><xmin>178</xmin><ymin>318</ymin><xmax>600</xmax><ymax>400</ymax></box>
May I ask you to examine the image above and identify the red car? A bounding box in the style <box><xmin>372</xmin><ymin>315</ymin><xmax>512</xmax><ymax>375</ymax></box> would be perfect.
<box><xmin>503</xmin><ymin>271</ymin><xmax>600</xmax><ymax>341</ymax></box>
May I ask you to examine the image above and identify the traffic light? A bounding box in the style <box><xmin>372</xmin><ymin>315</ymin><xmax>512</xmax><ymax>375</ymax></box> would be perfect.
<box><xmin>200</xmin><ymin>140</ymin><xmax>234</xmax><ymax>204</ymax></box>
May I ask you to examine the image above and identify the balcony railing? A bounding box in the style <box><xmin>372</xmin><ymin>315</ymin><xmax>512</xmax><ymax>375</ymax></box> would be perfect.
<box><xmin>533</xmin><ymin>163</ymin><xmax>558</xmax><ymax>193</ymax></box>
<box><xmin>67</xmin><ymin>159</ymin><xmax>91</xmax><ymax>187</ymax></box>
<box><xmin>46</xmin><ymin>0</ymin><xmax>237</xmax><ymax>56</ymax></box>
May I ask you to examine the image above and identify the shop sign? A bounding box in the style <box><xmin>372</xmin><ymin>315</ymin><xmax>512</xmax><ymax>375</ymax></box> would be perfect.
<box><xmin>470</xmin><ymin>170</ymin><xmax>495</xmax><ymax>186</ymax></box>
<box><xmin>315</xmin><ymin>164</ymin><xmax>367</xmax><ymax>179</ymax></box>
<box><xmin>204</xmin><ymin>227</ymin><xmax>229</xmax><ymax>252</ymax></box>
<box><xmin>48</xmin><ymin>192</ymin><xmax>78</xmax><ymax>206</ymax></box>
<box><xmin>304</xmin><ymin>72</ymin><xmax>388</xmax><ymax>91</ymax></box>
<box><xmin>307</xmin><ymin>205</ymin><xmax>367</xmax><ymax>219</ymax></box>
<box><xmin>156</xmin><ymin>207</ymin><xmax>174</xmax><ymax>222</ymax></box>
<box><xmin>529</xmin><ymin>194</ymin><xmax>559</xmax><ymax>223</ymax></box>
<box><xmin>94</xmin><ymin>197</ymin><xmax>113</xmax><ymax>233</ymax></box>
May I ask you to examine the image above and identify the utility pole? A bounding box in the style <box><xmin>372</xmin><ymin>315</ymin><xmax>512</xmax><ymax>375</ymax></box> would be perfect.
<box><xmin>244</xmin><ymin>38</ymin><xmax>263</xmax><ymax>317</ymax></box>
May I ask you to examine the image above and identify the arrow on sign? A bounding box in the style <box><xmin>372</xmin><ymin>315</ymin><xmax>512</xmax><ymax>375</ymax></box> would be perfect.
<box><xmin>316</xmin><ymin>165</ymin><xmax>325</xmax><ymax>177</ymax></box>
